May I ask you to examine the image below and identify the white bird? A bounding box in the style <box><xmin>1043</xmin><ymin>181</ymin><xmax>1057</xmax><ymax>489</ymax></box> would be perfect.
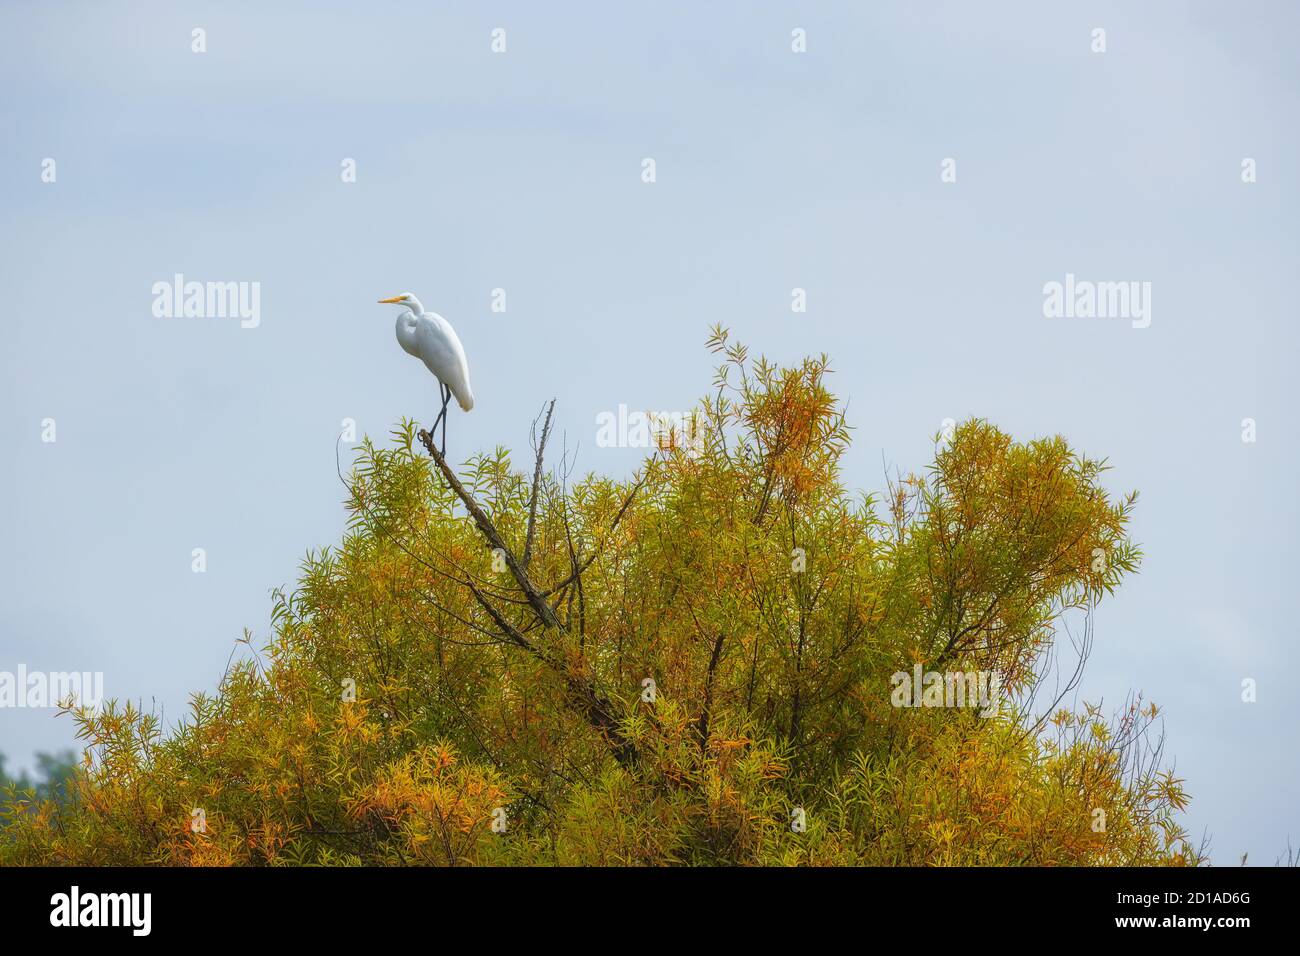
<box><xmin>378</xmin><ymin>292</ymin><xmax>474</xmax><ymax>455</ymax></box>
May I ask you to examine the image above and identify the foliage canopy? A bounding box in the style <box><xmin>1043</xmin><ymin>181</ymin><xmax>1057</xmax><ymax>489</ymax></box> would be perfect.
<box><xmin>0</xmin><ymin>330</ymin><xmax>1198</xmax><ymax>866</ymax></box>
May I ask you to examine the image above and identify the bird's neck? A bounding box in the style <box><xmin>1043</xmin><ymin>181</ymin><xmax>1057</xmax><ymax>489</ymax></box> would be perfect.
<box><xmin>403</xmin><ymin>296</ymin><xmax>425</xmax><ymax>316</ymax></box>
<box><xmin>395</xmin><ymin>311</ymin><xmax>420</xmax><ymax>355</ymax></box>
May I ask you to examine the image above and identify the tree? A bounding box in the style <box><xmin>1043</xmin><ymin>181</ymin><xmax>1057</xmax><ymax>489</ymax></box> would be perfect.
<box><xmin>0</xmin><ymin>750</ymin><xmax>77</xmax><ymax>801</ymax></box>
<box><xmin>0</xmin><ymin>749</ymin><xmax>78</xmax><ymax>830</ymax></box>
<box><xmin>0</xmin><ymin>330</ymin><xmax>1199</xmax><ymax>866</ymax></box>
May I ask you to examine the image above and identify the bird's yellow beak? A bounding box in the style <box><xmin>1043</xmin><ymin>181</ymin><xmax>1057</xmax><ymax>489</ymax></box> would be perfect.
<box><xmin>378</xmin><ymin>295</ymin><xmax>405</xmax><ymax>304</ymax></box>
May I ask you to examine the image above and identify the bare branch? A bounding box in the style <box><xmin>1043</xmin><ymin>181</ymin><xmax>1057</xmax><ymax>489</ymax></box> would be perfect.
<box><xmin>417</xmin><ymin>423</ymin><xmax>639</xmax><ymax>770</ymax></box>
<box><xmin>523</xmin><ymin>399</ymin><xmax>556</xmax><ymax>572</ymax></box>
<box><xmin>418</xmin><ymin>428</ymin><xmax>562</xmax><ymax>630</ymax></box>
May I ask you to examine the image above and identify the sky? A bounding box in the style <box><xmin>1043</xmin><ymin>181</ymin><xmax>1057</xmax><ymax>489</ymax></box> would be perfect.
<box><xmin>1</xmin><ymin>1</ymin><xmax>1296</xmax><ymax>864</ymax></box>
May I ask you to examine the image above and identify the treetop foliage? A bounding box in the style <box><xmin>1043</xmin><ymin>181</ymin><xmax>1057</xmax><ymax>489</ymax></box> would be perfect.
<box><xmin>0</xmin><ymin>328</ymin><xmax>1198</xmax><ymax>866</ymax></box>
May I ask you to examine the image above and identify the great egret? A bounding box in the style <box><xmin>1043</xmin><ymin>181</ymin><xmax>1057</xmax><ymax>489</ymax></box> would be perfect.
<box><xmin>378</xmin><ymin>292</ymin><xmax>474</xmax><ymax>455</ymax></box>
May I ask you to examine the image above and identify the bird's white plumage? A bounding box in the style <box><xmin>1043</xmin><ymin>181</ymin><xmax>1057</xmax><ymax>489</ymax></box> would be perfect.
<box><xmin>394</xmin><ymin>311</ymin><xmax>421</xmax><ymax>358</ymax></box>
<box><xmin>387</xmin><ymin>294</ymin><xmax>474</xmax><ymax>412</ymax></box>
<box><xmin>414</xmin><ymin>312</ymin><xmax>474</xmax><ymax>411</ymax></box>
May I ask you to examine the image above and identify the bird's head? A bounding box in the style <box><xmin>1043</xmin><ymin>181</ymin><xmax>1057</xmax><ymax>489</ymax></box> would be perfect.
<box><xmin>378</xmin><ymin>292</ymin><xmax>422</xmax><ymax>314</ymax></box>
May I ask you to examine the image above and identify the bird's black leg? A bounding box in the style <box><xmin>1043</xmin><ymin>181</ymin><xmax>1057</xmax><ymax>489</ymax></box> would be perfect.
<box><xmin>441</xmin><ymin>387</ymin><xmax>450</xmax><ymax>456</ymax></box>
<box><xmin>435</xmin><ymin>384</ymin><xmax>450</xmax><ymax>456</ymax></box>
<box><xmin>430</xmin><ymin>385</ymin><xmax>450</xmax><ymax>453</ymax></box>
<box><xmin>431</xmin><ymin>384</ymin><xmax>450</xmax><ymax>433</ymax></box>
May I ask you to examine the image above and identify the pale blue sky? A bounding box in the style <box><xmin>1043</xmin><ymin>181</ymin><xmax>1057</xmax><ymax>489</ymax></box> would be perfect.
<box><xmin>2</xmin><ymin>1</ymin><xmax>1296</xmax><ymax>863</ymax></box>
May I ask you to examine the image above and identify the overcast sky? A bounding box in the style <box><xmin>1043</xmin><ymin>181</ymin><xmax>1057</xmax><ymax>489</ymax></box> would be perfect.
<box><xmin>2</xmin><ymin>1</ymin><xmax>1296</xmax><ymax>863</ymax></box>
